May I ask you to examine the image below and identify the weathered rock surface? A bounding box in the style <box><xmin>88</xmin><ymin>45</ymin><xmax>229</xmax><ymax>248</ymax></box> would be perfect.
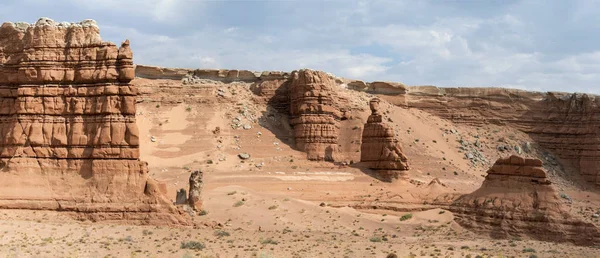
<box><xmin>450</xmin><ymin>155</ymin><xmax>600</xmax><ymax>245</ymax></box>
<box><xmin>135</xmin><ymin>65</ymin><xmax>291</xmax><ymax>82</ymax></box>
<box><xmin>188</xmin><ymin>170</ymin><xmax>203</xmax><ymax>211</ymax></box>
<box><xmin>0</xmin><ymin>18</ymin><xmax>186</xmax><ymax>225</ymax></box>
<box><xmin>289</xmin><ymin>69</ymin><xmax>341</xmax><ymax>161</ymax></box>
<box><xmin>346</xmin><ymin>80</ymin><xmax>407</xmax><ymax>95</ymax></box>
<box><xmin>401</xmin><ymin>87</ymin><xmax>600</xmax><ymax>185</ymax></box>
<box><xmin>135</xmin><ymin>65</ymin><xmax>191</xmax><ymax>80</ymax></box>
<box><xmin>360</xmin><ymin>98</ymin><xmax>409</xmax><ymax>181</ymax></box>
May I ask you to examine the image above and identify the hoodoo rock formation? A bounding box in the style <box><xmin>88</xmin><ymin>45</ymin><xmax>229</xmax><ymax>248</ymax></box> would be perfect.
<box><xmin>360</xmin><ymin>98</ymin><xmax>409</xmax><ymax>181</ymax></box>
<box><xmin>451</xmin><ymin>155</ymin><xmax>600</xmax><ymax>245</ymax></box>
<box><xmin>289</xmin><ymin>69</ymin><xmax>341</xmax><ymax>161</ymax></box>
<box><xmin>0</xmin><ymin>18</ymin><xmax>186</xmax><ymax>224</ymax></box>
<box><xmin>188</xmin><ymin>170</ymin><xmax>204</xmax><ymax>211</ymax></box>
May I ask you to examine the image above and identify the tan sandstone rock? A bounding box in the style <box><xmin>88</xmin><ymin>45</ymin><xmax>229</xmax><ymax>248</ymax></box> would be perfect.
<box><xmin>403</xmin><ymin>86</ymin><xmax>600</xmax><ymax>185</ymax></box>
<box><xmin>360</xmin><ymin>98</ymin><xmax>409</xmax><ymax>181</ymax></box>
<box><xmin>188</xmin><ymin>170</ymin><xmax>203</xmax><ymax>211</ymax></box>
<box><xmin>289</xmin><ymin>69</ymin><xmax>341</xmax><ymax>161</ymax></box>
<box><xmin>450</xmin><ymin>155</ymin><xmax>600</xmax><ymax>245</ymax></box>
<box><xmin>0</xmin><ymin>18</ymin><xmax>187</xmax><ymax>225</ymax></box>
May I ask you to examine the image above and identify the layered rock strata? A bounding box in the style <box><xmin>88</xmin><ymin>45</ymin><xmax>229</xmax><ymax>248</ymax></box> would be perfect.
<box><xmin>289</xmin><ymin>69</ymin><xmax>341</xmax><ymax>161</ymax></box>
<box><xmin>400</xmin><ymin>87</ymin><xmax>600</xmax><ymax>185</ymax></box>
<box><xmin>0</xmin><ymin>18</ymin><xmax>186</xmax><ymax>224</ymax></box>
<box><xmin>347</xmin><ymin>80</ymin><xmax>408</xmax><ymax>95</ymax></box>
<box><xmin>451</xmin><ymin>155</ymin><xmax>600</xmax><ymax>245</ymax></box>
<box><xmin>360</xmin><ymin>98</ymin><xmax>409</xmax><ymax>181</ymax></box>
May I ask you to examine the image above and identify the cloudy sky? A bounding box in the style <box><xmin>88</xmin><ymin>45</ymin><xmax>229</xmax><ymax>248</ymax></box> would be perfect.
<box><xmin>3</xmin><ymin>0</ymin><xmax>600</xmax><ymax>93</ymax></box>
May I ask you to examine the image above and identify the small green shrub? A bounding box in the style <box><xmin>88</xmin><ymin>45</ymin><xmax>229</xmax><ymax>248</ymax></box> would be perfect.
<box><xmin>180</xmin><ymin>241</ymin><xmax>205</xmax><ymax>250</ymax></box>
<box><xmin>260</xmin><ymin>238</ymin><xmax>278</xmax><ymax>245</ymax></box>
<box><xmin>523</xmin><ymin>248</ymin><xmax>536</xmax><ymax>253</ymax></box>
<box><xmin>369</xmin><ymin>236</ymin><xmax>382</xmax><ymax>242</ymax></box>
<box><xmin>233</xmin><ymin>200</ymin><xmax>244</xmax><ymax>207</ymax></box>
<box><xmin>268</xmin><ymin>205</ymin><xmax>278</xmax><ymax>210</ymax></box>
<box><xmin>119</xmin><ymin>236</ymin><xmax>133</xmax><ymax>242</ymax></box>
<box><xmin>400</xmin><ymin>214</ymin><xmax>413</xmax><ymax>221</ymax></box>
<box><xmin>214</xmin><ymin>230</ymin><xmax>230</xmax><ymax>238</ymax></box>
<box><xmin>198</xmin><ymin>210</ymin><xmax>208</xmax><ymax>216</ymax></box>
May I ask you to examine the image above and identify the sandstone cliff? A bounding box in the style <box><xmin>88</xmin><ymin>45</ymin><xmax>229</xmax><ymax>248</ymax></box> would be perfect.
<box><xmin>399</xmin><ymin>86</ymin><xmax>600</xmax><ymax>185</ymax></box>
<box><xmin>0</xmin><ymin>18</ymin><xmax>186</xmax><ymax>224</ymax></box>
<box><xmin>450</xmin><ymin>155</ymin><xmax>600</xmax><ymax>245</ymax></box>
<box><xmin>132</xmin><ymin>64</ymin><xmax>600</xmax><ymax>187</ymax></box>
<box><xmin>289</xmin><ymin>69</ymin><xmax>342</xmax><ymax>161</ymax></box>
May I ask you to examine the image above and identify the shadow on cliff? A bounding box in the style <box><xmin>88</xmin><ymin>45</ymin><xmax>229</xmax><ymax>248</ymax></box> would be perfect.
<box><xmin>250</xmin><ymin>80</ymin><xmax>299</xmax><ymax>151</ymax></box>
<box><xmin>518</xmin><ymin>92</ymin><xmax>600</xmax><ymax>191</ymax></box>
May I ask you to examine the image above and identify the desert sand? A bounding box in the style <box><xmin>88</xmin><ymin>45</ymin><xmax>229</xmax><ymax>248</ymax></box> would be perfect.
<box><xmin>2</xmin><ymin>18</ymin><xmax>600</xmax><ymax>258</ymax></box>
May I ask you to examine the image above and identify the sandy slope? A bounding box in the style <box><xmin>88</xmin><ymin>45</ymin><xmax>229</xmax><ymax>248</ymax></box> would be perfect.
<box><xmin>1</xmin><ymin>79</ymin><xmax>600</xmax><ymax>257</ymax></box>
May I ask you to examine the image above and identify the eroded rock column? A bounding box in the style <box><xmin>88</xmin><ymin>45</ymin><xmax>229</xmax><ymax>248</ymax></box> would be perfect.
<box><xmin>289</xmin><ymin>69</ymin><xmax>341</xmax><ymax>161</ymax></box>
<box><xmin>0</xmin><ymin>18</ymin><xmax>186</xmax><ymax>225</ymax></box>
<box><xmin>360</xmin><ymin>98</ymin><xmax>409</xmax><ymax>181</ymax></box>
<box><xmin>188</xmin><ymin>170</ymin><xmax>203</xmax><ymax>211</ymax></box>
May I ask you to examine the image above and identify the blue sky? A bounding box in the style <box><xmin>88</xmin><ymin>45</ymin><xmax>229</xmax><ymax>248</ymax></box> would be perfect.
<box><xmin>3</xmin><ymin>0</ymin><xmax>600</xmax><ymax>93</ymax></box>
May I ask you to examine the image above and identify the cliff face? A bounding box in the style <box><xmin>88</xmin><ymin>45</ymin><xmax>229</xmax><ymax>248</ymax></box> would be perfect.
<box><xmin>0</xmin><ymin>18</ymin><xmax>186</xmax><ymax>224</ymax></box>
<box><xmin>133</xmin><ymin>65</ymin><xmax>600</xmax><ymax>185</ymax></box>
<box><xmin>289</xmin><ymin>69</ymin><xmax>341</xmax><ymax>161</ymax></box>
<box><xmin>399</xmin><ymin>86</ymin><xmax>600</xmax><ymax>184</ymax></box>
<box><xmin>451</xmin><ymin>155</ymin><xmax>600</xmax><ymax>245</ymax></box>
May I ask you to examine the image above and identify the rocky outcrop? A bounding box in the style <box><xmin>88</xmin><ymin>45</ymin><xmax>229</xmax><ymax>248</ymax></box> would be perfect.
<box><xmin>450</xmin><ymin>155</ymin><xmax>600</xmax><ymax>245</ymax></box>
<box><xmin>0</xmin><ymin>18</ymin><xmax>186</xmax><ymax>225</ymax></box>
<box><xmin>346</xmin><ymin>80</ymin><xmax>407</xmax><ymax>95</ymax></box>
<box><xmin>135</xmin><ymin>65</ymin><xmax>191</xmax><ymax>80</ymax></box>
<box><xmin>135</xmin><ymin>65</ymin><xmax>291</xmax><ymax>82</ymax></box>
<box><xmin>360</xmin><ymin>98</ymin><xmax>409</xmax><ymax>181</ymax></box>
<box><xmin>401</xmin><ymin>87</ymin><xmax>600</xmax><ymax>185</ymax></box>
<box><xmin>188</xmin><ymin>170</ymin><xmax>203</xmax><ymax>211</ymax></box>
<box><xmin>289</xmin><ymin>69</ymin><xmax>341</xmax><ymax>161</ymax></box>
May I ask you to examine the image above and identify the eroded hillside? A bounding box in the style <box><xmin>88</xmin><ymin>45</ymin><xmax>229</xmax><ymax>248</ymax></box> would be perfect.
<box><xmin>1</xmin><ymin>18</ymin><xmax>600</xmax><ymax>257</ymax></box>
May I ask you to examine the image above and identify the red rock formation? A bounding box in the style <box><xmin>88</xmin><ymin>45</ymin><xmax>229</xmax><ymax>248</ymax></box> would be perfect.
<box><xmin>0</xmin><ymin>18</ymin><xmax>186</xmax><ymax>224</ymax></box>
<box><xmin>250</xmin><ymin>72</ymin><xmax>291</xmax><ymax>112</ymax></box>
<box><xmin>400</xmin><ymin>86</ymin><xmax>600</xmax><ymax>185</ymax></box>
<box><xmin>289</xmin><ymin>69</ymin><xmax>341</xmax><ymax>161</ymax></box>
<box><xmin>360</xmin><ymin>98</ymin><xmax>409</xmax><ymax>181</ymax></box>
<box><xmin>451</xmin><ymin>155</ymin><xmax>600</xmax><ymax>245</ymax></box>
<box><xmin>346</xmin><ymin>81</ymin><xmax>407</xmax><ymax>95</ymax></box>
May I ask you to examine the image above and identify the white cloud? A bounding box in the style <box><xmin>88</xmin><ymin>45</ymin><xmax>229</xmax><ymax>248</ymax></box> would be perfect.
<box><xmin>5</xmin><ymin>0</ymin><xmax>600</xmax><ymax>93</ymax></box>
<box><xmin>65</xmin><ymin>0</ymin><xmax>197</xmax><ymax>23</ymax></box>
